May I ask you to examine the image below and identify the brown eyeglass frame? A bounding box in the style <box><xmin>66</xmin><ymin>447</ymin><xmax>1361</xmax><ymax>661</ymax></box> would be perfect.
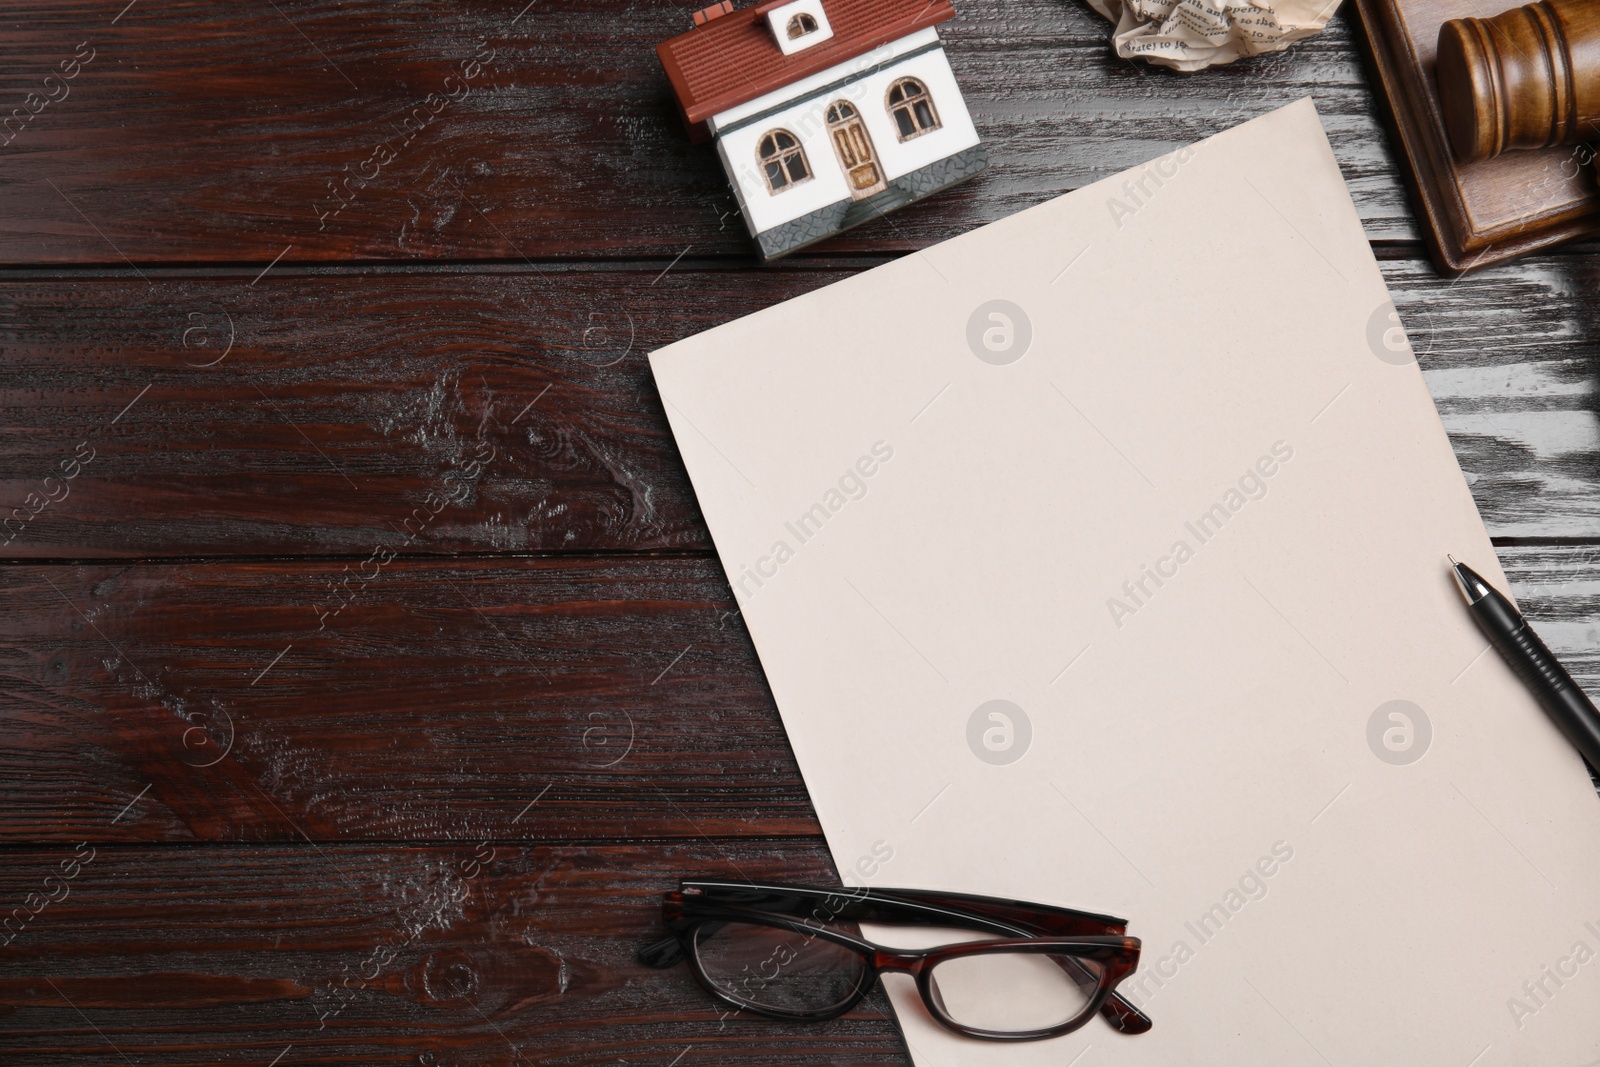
<box><xmin>638</xmin><ymin>880</ymin><xmax>1150</xmax><ymax>1042</ymax></box>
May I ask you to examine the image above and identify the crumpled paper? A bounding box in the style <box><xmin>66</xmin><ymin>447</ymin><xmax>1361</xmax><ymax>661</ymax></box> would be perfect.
<box><xmin>1085</xmin><ymin>0</ymin><xmax>1342</xmax><ymax>70</ymax></box>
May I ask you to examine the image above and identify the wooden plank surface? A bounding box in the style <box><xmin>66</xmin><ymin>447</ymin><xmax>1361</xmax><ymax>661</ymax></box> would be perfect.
<box><xmin>0</xmin><ymin>840</ymin><xmax>910</xmax><ymax>1067</ymax></box>
<box><xmin>3</xmin><ymin>251</ymin><xmax>1600</xmax><ymax>560</ymax></box>
<box><xmin>5</xmin><ymin>2</ymin><xmax>1600</xmax><ymax>1066</ymax></box>
<box><xmin>0</xmin><ymin>0</ymin><xmax>1422</xmax><ymax>266</ymax></box>
<box><xmin>0</xmin><ymin>267</ymin><xmax>706</xmax><ymax>558</ymax></box>
<box><xmin>2</xmin><ymin>546</ymin><xmax>1596</xmax><ymax>845</ymax></box>
<box><xmin>0</xmin><ymin>556</ymin><xmax>800</xmax><ymax>843</ymax></box>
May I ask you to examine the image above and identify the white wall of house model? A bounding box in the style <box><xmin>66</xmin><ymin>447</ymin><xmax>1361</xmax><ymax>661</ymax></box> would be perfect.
<box><xmin>709</xmin><ymin>27</ymin><xmax>981</xmax><ymax>239</ymax></box>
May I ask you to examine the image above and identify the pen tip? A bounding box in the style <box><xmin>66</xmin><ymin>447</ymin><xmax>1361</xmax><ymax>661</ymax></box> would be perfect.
<box><xmin>1449</xmin><ymin>556</ymin><xmax>1493</xmax><ymax>604</ymax></box>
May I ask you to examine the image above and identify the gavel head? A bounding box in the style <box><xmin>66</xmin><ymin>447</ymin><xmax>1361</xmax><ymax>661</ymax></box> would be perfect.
<box><xmin>1435</xmin><ymin>0</ymin><xmax>1600</xmax><ymax>163</ymax></box>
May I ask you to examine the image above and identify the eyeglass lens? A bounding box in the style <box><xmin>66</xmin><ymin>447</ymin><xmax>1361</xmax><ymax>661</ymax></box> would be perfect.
<box><xmin>927</xmin><ymin>949</ymin><xmax>1103</xmax><ymax>1033</ymax></box>
<box><xmin>692</xmin><ymin>920</ymin><xmax>869</xmax><ymax>1016</ymax></box>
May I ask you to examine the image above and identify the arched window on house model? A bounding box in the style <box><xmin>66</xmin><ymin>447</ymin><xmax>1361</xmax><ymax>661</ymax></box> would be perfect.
<box><xmin>758</xmin><ymin>129</ymin><xmax>811</xmax><ymax>193</ymax></box>
<box><xmin>787</xmin><ymin>13</ymin><xmax>819</xmax><ymax>38</ymax></box>
<box><xmin>887</xmin><ymin>77</ymin><xmax>941</xmax><ymax>141</ymax></box>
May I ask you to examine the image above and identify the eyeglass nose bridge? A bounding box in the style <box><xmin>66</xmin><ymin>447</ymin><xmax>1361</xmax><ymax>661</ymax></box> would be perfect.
<box><xmin>868</xmin><ymin>948</ymin><xmax>930</xmax><ymax>974</ymax></box>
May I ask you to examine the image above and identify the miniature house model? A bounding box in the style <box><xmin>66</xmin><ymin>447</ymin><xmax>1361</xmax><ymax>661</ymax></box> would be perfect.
<box><xmin>658</xmin><ymin>0</ymin><xmax>987</xmax><ymax>260</ymax></box>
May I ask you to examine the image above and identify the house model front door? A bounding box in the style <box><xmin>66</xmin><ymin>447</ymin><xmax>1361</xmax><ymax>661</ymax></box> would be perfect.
<box><xmin>825</xmin><ymin>101</ymin><xmax>886</xmax><ymax>199</ymax></box>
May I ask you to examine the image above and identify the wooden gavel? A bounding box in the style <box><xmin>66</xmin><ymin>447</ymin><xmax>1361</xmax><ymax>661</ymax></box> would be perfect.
<box><xmin>1435</xmin><ymin>0</ymin><xmax>1600</xmax><ymax>162</ymax></box>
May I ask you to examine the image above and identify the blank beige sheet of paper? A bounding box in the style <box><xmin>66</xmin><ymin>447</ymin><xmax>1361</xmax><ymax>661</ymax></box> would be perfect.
<box><xmin>650</xmin><ymin>99</ymin><xmax>1600</xmax><ymax>1066</ymax></box>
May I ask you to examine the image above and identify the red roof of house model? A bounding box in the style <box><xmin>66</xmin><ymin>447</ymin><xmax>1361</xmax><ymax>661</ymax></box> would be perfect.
<box><xmin>658</xmin><ymin>0</ymin><xmax>958</xmax><ymax>141</ymax></box>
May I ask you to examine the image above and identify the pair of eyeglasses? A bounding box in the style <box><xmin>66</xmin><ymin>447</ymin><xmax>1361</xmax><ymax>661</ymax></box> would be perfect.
<box><xmin>637</xmin><ymin>880</ymin><xmax>1150</xmax><ymax>1042</ymax></box>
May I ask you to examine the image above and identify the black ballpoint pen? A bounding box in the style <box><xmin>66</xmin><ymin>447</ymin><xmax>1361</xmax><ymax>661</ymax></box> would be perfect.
<box><xmin>1449</xmin><ymin>555</ymin><xmax>1600</xmax><ymax>771</ymax></box>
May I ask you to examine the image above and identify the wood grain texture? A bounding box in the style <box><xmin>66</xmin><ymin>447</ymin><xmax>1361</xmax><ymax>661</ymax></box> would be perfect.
<box><xmin>1433</xmin><ymin>0</ymin><xmax>1600</xmax><ymax>162</ymax></box>
<box><xmin>2</xmin><ymin>252</ymin><xmax>1599</xmax><ymax>560</ymax></box>
<box><xmin>0</xmin><ymin>0</ymin><xmax>1419</xmax><ymax>266</ymax></box>
<box><xmin>0</xmin><ymin>556</ymin><xmax>807</xmax><ymax>843</ymax></box>
<box><xmin>1402</xmin><ymin>252</ymin><xmax>1600</xmax><ymax>537</ymax></box>
<box><xmin>4</xmin><ymin>3</ymin><xmax>1600</xmax><ymax>1064</ymax></box>
<box><xmin>0</xmin><ymin>840</ymin><xmax>913</xmax><ymax>1067</ymax></box>
<box><xmin>0</xmin><ymin>267</ymin><xmax>707</xmax><ymax>557</ymax></box>
<box><xmin>1</xmin><ymin>546</ymin><xmax>1597</xmax><ymax>845</ymax></box>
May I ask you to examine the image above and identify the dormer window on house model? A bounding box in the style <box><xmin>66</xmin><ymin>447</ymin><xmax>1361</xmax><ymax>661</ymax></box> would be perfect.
<box><xmin>658</xmin><ymin>0</ymin><xmax>988</xmax><ymax>261</ymax></box>
<box><xmin>766</xmin><ymin>1</ymin><xmax>833</xmax><ymax>54</ymax></box>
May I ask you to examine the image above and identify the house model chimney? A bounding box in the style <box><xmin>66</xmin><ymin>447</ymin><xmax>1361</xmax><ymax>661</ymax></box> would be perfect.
<box><xmin>692</xmin><ymin>1</ymin><xmax>735</xmax><ymax>26</ymax></box>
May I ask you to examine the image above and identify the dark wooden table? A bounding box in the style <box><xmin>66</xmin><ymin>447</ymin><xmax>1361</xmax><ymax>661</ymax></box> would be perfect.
<box><xmin>3</xmin><ymin>2</ymin><xmax>1598</xmax><ymax>1064</ymax></box>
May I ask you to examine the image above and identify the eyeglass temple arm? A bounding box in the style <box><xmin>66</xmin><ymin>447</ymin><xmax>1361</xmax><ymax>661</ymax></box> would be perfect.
<box><xmin>863</xmin><ymin>889</ymin><xmax>1127</xmax><ymax>937</ymax></box>
<box><xmin>1090</xmin><ymin>977</ymin><xmax>1153</xmax><ymax>1035</ymax></box>
<box><xmin>662</xmin><ymin>882</ymin><xmax>1126</xmax><ymax>936</ymax></box>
